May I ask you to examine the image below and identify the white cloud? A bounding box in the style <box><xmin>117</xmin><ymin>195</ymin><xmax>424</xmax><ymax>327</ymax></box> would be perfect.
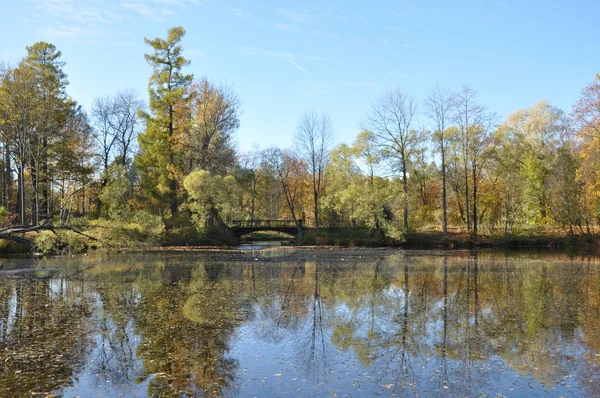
<box><xmin>274</xmin><ymin>7</ymin><xmax>341</xmax><ymax>40</ymax></box>
<box><xmin>278</xmin><ymin>7</ymin><xmax>345</xmax><ymax>22</ymax></box>
<box><xmin>277</xmin><ymin>8</ymin><xmax>308</xmax><ymax>23</ymax></box>
<box><xmin>30</xmin><ymin>0</ymin><xmax>133</xmax><ymax>45</ymax></box>
<box><xmin>150</xmin><ymin>0</ymin><xmax>202</xmax><ymax>6</ymax></box>
<box><xmin>274</xmin><ymin>23</ymin><xmax>298</xmax><ymax>33</ymax></box>
<box><xmin>120</xmin><ymin>0</ymin><xmax>201</xmax><ymax>21</ymax></box>
<box><xmin>122</xmin><ymin>1</ymin><xmax>176</xmax><ymax>21</ymax></box>
<box><xmin>33</xmin><ymin>0</ymin><xmax>123</xmax><ymax>25</ymax></box>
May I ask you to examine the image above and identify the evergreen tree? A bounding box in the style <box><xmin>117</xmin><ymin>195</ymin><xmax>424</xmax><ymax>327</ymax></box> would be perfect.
<box><xmin>24</xmin><ymin>42</ymin><xmax>71</xmax><ymax>223</ymax></box>
<box><xmin>136</xmin><ymin>26</ymin><xmax>192</xmax><ymax>219</ymax></box>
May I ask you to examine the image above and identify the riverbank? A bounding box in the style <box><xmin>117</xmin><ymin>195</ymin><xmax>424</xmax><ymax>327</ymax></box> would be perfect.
<box><xmin>297</xmin><ymin>226</ymin><xmax>600</xmax><ymax>250</ymax></box>
<box><xmin>0</xmin><ymin>225</ymin><xmax>598</xmax><ymax>255</ymax></box>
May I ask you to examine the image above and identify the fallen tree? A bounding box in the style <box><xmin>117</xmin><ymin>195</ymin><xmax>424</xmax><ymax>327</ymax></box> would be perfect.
<box><xmin>0</xmin><ymin>223</ymin><xmax>97</xmax><ymax>252</ymax></box>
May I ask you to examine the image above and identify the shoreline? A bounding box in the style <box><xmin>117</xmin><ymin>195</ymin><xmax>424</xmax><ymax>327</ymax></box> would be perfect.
<box><xmin>1</xmin><ymin>228</ymin><xmax>599</xmax><ymax>256</ymax></box>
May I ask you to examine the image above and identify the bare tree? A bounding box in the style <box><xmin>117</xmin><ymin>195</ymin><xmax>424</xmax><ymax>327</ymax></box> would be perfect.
<box><xmin>92</xmin><ymin>90</ymin><xmax>143</xmax><ymax>169</ymax></box>
<box><xmin>91</xmin><ymin>96</ymin><xmax>118</xmax><ymax>179</ymax></box>
<box><xmin>92</xmin><ymin>90</ymin><xmax>142</xmax><ymax>214</ymax></box>
<box><xmin>363</xmin><ymin>88</ymin><xmax>422</xmax><ymax>233</ymax></box>
<box><xmin>294</xmin><ymin>110</ymin><xmax>334</xmax><ymax>233</ymax></box>
<box><xmin>424</xmin><ymin>86</ymin><xmax>455</xmax><ymax>237</ymax></box>
<box><xmin>112</xmin><ymin>89</ymin><xmax>143</xmax><ymax>166</ymax></box>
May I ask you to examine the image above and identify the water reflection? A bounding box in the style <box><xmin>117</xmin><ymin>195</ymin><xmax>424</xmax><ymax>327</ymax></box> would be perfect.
<box><xmin>0</xmin><ymin>250</ymin><xmax>600</xmax><ymax>396</ymax></box>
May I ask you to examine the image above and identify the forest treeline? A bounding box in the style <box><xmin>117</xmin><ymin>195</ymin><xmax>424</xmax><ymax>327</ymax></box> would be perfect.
<box><xmin>0</xmin><ymin>26</ymin><xmax>599</xmax><ymax>249</ymax></box>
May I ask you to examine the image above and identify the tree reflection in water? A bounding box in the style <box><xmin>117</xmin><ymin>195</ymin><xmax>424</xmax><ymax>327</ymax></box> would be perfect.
<box><xmin>1</xmin><ymin>250</ymin><xmax>600</xmax><ymax>396</ymax></box>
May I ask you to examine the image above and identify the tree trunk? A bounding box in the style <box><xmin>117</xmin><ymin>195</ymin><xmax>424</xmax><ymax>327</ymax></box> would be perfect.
<box><xmin>41</xmin><ymin>136</ymin><xmax>49</xmax><ymax>220</ymax></box>
<box><xmin>30</xmin><ymin>160</ymin><xmax>39</xmax><ymax>226</ymax></box>
<box><xmin>250</xmin><ymin>179</ymin><xmax>256</xmax><ymax>221</ymax></box>
<box><xmin>401</xmin><ymin>158</ymin><xmax>409</xmax><ymax>233</ymax></box>
<box><xmin>464</xmin><ymin>162</ymin><xmax>470</xmax><ymax>234</ymax></box>
<box><xmin>313</xmin><ymin>190</ymin><xmax>319</xmax><ymax>234</ymax></box>
<box><xmin>441</xmin><ymin>146</ymin><xmax>448</xmax><ymax>237</ymax></box>
<box><xmin>472</xmin><ymin>159</ymin><xmax>478</xmax><ymax>244</ymax></box>
<box><xmin>96</xmin><ymin>159</ymin><xmax>109</xmax><ymax>216</ymax></box>
<box><xmin>504</xmin><ymin>194</ymin><xmax>510</xmax><ymax>237</ymax></box>
<box><xmin>17</xmin><ymin>161</ymin><xmax>25</xmax><ymax>225</ymax></box>
<box><xmin>2</xmin><ymin>145</ymin><xmax>11</xmax><ymax>209</ymax></box>
<box><xmin>168</xmin><ymin>104</ymin><xmax>178</xmax><ymax>218</ymax></box>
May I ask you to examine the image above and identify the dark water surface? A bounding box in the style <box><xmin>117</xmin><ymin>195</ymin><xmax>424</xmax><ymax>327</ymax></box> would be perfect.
<box><xmin>1</xmin><ymin>248</ymin><xmax>600</xmax><ymax>397</ymax></box>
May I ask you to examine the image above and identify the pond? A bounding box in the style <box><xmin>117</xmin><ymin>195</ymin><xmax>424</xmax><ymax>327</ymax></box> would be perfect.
<box><xmin>1</xmin><ymin>248</ymin><xmax>600</xmax><ymax>397</ymax></box>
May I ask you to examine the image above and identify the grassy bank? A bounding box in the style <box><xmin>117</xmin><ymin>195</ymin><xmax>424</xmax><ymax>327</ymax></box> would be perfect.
<box><xmin>296</xmin><ymin>226</ymin><xmax>600</xmax><ymax>249</ymax></box>
<box><xmin>297</xmin><ymin>227</ymin><xmax>391</xmax><ymax>247</ymax></box>
<box><xmin>2</xmin><ymin>223</ymin><xmax>598</xmax><ymax>256</ymax></box>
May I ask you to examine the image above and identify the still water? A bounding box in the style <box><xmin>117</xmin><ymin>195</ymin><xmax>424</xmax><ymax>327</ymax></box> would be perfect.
<box><xmin>1</xmin><ymin>248</ymin><xmax>600</xmax><ymax>397</ymax></box>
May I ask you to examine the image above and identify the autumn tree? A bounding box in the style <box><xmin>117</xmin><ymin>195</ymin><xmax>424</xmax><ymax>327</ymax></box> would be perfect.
<box><xmin>0</xmin><ymin>63</ymin><xmax>11</xmax><ymax>209</ymax></box>
<box><xmin>237</xmin><ymin>147</ymin><xmax>262</xmax><ymax>221</ymax></box>
<box><xmin>571</xmin><ymin>74</ymin><xmax>600</xmax><ymax>229</ymax></box>
<box><xmin>0</xmin><ymin>63</ymin><xmax>37</xmax><ymax>224</ymax></box>
<box><xmin>262</xmin><ymin>148</ymin><xmax>306</xmax><ymax>232</ymax></box>
<box><xmin>547</xmin><ymin>144</ymin><xmax>581</xmax><ymax>234</ymax></box>
<box><xmin>572</xmin><ymin>74</ymin><xmax>600</xmax><ymax>138</ymax></box>
<box><xmin>489</xmin><ymin>123</ymin><xmax>526</xmax><ymax>235</ymax></box>
<box><xmin>53</xmin><ymin>104</ymin><xmax>94</xmax><ymax>223</ymax></box>
<box><xmin>363</xmin><ymin>88</ymin><xmax>423</xmax><ymax>233</ymax></box>
<box><xmin>327</xmin><ymin>131</ymin><xmax>391</xmax><ymax>231</ymax></box>
<box><xmin>294</xmin><ymin>110</ymin><xmax>334</xmax><ymax>233</ymax></box>
<box><xmin>502</xmin><ymin>101</ymin><xmax>567</xmax><ymax>222</ymax></box>
<box><xmin>424</xmin><ymin>86</ymin><xmax>455</xmax><ymax>236</ymax></box>
<box><xmin>24</xmin><ymin>42</ymin><xmax>71</xmax><ymax>222</ymax></box>
<box><xmin>453</xmin><ymin>85</ymin><xmax>495</xmax><ymax>240</ymax></box>
<box><xmin>183</xmin><ymin>170</ymin><xmax>240</xmax><ymax>227</ymax></box>
<box><xmin>185</xmin><ymin>77</ymin><xmax>240</xmax><ymax>175</ymax></box>
<box><xmin>136</xmin><ymin>26</ymin><xmax>192</xmax><ymax>219</ymax></box>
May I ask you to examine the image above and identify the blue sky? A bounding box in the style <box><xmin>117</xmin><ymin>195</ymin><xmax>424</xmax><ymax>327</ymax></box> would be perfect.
<box><xmin>1</xmin><ymin>0</ymin><xmax>599</xmax><ymax>152</ymax></box>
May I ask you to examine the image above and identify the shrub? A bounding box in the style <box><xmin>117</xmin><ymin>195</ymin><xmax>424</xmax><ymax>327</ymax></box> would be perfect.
<box><xmin>58</xmin><ymin>230</ymin><xmax>88</xmax><ymax>253</ymax></box>
<box><xmin>88</xmin><ymin>210</ymin><xmax>165</xmax><ymax>249</ymax></box>
<box><xmin>34</xmin><ymin>231</ymin><xmax>60</xmax><ymax>254</ymax></box>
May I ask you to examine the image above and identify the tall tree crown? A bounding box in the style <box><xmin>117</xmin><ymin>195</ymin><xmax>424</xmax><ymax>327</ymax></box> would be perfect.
<box><xmin>143</xmin><ymin>26</ymin><xmax>192</xmax><ymax>113</ymax></box>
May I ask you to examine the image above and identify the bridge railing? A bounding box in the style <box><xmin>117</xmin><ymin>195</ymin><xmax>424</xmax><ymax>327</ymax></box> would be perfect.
<box><xmin>230</xmin><ymin>219</ymin><xmax>303</xmax><ymax>229</ymax></box>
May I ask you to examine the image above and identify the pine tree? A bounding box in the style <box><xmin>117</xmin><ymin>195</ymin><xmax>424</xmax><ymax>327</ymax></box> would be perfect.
<box><xmin>24</xmin><ymin>42</ymin><xmax>71</xmax><ymax>223</ymax></box>
<box><xmin>136</xmin><ymin>26</ymin><xmax>192</xmax><ymax>219</ymax></box>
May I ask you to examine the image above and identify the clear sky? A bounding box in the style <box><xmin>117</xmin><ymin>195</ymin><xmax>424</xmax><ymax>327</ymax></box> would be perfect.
<box><xmin>1</xmin><ymin>0</ymin><xmax>599</xmax><ymax>152</ymax></box>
